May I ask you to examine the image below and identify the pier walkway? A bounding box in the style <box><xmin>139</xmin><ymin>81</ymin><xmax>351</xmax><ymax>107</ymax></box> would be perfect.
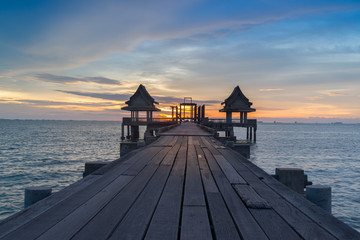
<box><xmin>0</xmin><ymin>123</ymin><xmax>359</xmax><ymax>239</ymax></box>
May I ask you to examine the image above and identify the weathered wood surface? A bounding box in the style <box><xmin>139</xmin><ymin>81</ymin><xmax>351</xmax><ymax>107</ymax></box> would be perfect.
<box><xmin>159</xmin><ymin>122</ymin><xmax>212</xmax><ymax>136</ymax></box>
<box><xmin>1</xmin><ymin>123</ymin><xmax>359</xmax><ymax>240</ymax></box>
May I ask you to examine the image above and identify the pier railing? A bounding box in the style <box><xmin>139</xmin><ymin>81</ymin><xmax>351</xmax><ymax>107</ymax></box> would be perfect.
<box><xmin>123</xmin><ymin>117</ymin><xmax>177</xmax><ymax>125</ymax></box>
<box><xmin>206</xmin><ymin>118</ymin><xmax>257</xmax><ymax>127</ymax></box>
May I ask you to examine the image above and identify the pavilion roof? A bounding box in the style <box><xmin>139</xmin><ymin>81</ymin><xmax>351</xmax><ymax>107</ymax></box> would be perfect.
<box><xmin>121</xmin><ymin>84</ymin><xmax>160</xmax><ymax>111</ymax></box>
<box><xmin>219</xmin><ymin>86</ymin><xmax>256</xmax><ymax>112</ymax></box>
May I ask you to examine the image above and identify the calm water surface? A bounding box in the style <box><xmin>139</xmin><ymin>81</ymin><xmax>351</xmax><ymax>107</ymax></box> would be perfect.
<box><xmin>0</xmin><ymin>120</ymin><xmax>120</xmax><ymax>220</ymax></box>
<box><xmin>0</xmin><ymin>120</ymin><xmax>359</xmax><ymax>232</ymax></box>
<box><xmin>244</xmin><ymin>123</ymin><xmax>360</xmax><ymax>232</ymax></box>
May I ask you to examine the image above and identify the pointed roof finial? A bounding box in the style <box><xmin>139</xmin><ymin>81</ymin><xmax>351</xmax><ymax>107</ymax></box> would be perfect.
<box><xmin>220</xmin><ymin>86</ymin><xmax>255</xmax><ymax>112</ymax></box>
<box><xmin>121</xmin><ymin>84</ymin><xmax>160</xmax><ymax>111</ymax></box>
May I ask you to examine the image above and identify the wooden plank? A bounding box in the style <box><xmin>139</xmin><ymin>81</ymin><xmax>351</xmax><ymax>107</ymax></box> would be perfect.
<box><xmin>0</xmin><ymin>148</ymin><xmax>142</xmax><ymax>238</ymax></box>
<box><xmin>195</xmin><ymin>144</ymin><xmax>241</xmax><ymax>240</ymax></box>
<box><xmin>160</xmin><ymin>123</ymin><xmax>212</xmax><ymax>136</ymax></box>
<box><xmin>161</xmin><ymin>136</ymin><xmax>183</xmax><ymax>166</ymax></box>
<box><xmin>0</xmin><ymin>174</ymin><xmax>101</xmax><ymax>238</ymax></box>
<box><xmin>200</xmin><ymin>137</ymin><xmax>246</xmax><ymax>184</ymax></box>
<box><xmin>145</xmin><ymin>136</ymin><xmax>187</xmax><ymax>240</ymax></box>
<box><xmin>243</xmin><ymin>160</ymin><xmax>358</xmax><ymax>239</ymax></box>
<box><xmin>200</xmin><ymin>143</ymin><xmax>268</xmax><ymax>240</ymax></box>
<box><xmin>36</xmin><ymin>175</ymin><xmax>134</xmax><ymax>240</ymax></box>
<box><xmin>109</xmin><ymin>165</ymin><xmax>172</xmax><ymax>240</ymax></box>
<box><xmin>250</xmin><ymin>209</ymin><xmax>302</xmax><ymax>240</ymax></box>
<box><xmin>206</xmin><ymin>193</ymin><xmax>242</xmax><ymax>240</ymax></box>
<box><xmin>0</xmin><ymin>153</ymin><xmax>151</xmax><ymax>240</ymax></box>
<box><xmin>218</xmin><ymin>148</ymin><xmax>337</xmax><ymax>240</ymax></box>
<box><xmin>183</xmin><ymin>141</ymin><xmax>205</xmax><ymax>206</ymax></box>
<box><xmin>168</xmin><ymin>135</ymin><xmax>179</xmax><ymax>146</ymax></box>
<box><xmin>148</xmin><ymin>146</ymin><xmax>172</xmax><ymax>165</ymax></box>
<box><xmin>214</xmin><ymin>154</ymin><xmax>247</xmax><ymax>184</ymax></box>
<box><xmin>151</xmin><ymin>135</ymin><xmax>172</xmax><ymax>146</ymax></box>
<box><xmin>71</xmin><ymin>164</ymin><xmax>158</xmax><ymax>240</ymax></box>
<box><xmin>121</xmin><ymin>146</ymin><xmax>164</xmax><ymax>176</ymax></box>
<box><xmin>233</xmin><ymin>184</ymin><xmax>271</xmax><ymax>209</ymax></box>
<box><xmin>180</xmin><ymin>206</ymin><xmax>212</xmax><ymax>240</ymax></box>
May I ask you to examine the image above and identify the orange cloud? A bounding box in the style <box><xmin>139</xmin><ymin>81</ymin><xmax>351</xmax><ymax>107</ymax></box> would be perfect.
<box><xmin>320</xmin><ymin>91</ymin><xmax>346</xmax><ymax>97</ymax></box>
<box><xmin>259</xmin><ymin>88</ymin><xmax>284</xmax><ymax>92</ymax></box>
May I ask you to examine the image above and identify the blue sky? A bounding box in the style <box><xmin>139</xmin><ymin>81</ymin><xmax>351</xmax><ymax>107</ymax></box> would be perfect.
<box><xmin>1</xmin><ymin>0</ymin><xmax>360</xmax><ymax>122</ymax></box>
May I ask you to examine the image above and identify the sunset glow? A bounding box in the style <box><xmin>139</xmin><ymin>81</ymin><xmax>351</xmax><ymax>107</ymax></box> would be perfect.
<box><xmin>1</xmin><ymin>1</ymin><xmax>360</xmax><ymax>122</ymax></box>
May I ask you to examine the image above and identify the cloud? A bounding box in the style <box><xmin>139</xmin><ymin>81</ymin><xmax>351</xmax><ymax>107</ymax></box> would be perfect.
<box><xmin>306</xmin><ymin>96</ymin><xmax>323</xmax><ymax>101</ymax></box>
<box><xmin>320</xmin><ymin>91</ymin><xmax>347</xmax><ymax>97</ymax></box>
<box><xmin>0</xmin><ymin>99</ymin><xmax>116</xmax><ymax>107</ymax></box>
<box><xmin>257</xmin><ymin>107</ymin><xmax>288</xmax><ymax>111</ymax></box>
<box><xmin>5</xmin><ymin>0</ymin><xmax>356</xmax><ymax>75</ymax></box>
<box><xmin>35</xmin><ymin>73</ymin><xmax>121</xmax><ymax>85</ymax></box>
<box><xmin>259</xmin><ymin>88</ymin><xmax>284</xmax><ymax>92</ymax></box>
<box><xmin>59</xmin><ymin>90</ymin><xmax>219</xmax><ymax>105</ymax></box>
<box><xmin>58</xmin><ymin>91</ymin><xmax>130</xmax><ymax>101</ymax></box>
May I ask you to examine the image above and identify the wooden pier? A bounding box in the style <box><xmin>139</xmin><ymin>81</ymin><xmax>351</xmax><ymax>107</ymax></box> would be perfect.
<box><xmin>0</xmin><ymin>123</ymin><xmax>358</xmax><ymax>240</ymax></box>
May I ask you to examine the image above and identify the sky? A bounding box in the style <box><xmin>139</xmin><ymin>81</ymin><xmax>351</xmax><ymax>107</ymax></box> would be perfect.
<box><xmin>1</xmin><ymin>0</ymin><xmax>360</xmax><ymax>122</ymax></box>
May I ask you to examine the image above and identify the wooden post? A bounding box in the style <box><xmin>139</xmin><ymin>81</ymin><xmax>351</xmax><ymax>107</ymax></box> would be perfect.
<box><xmin>306</xmin><ymin>185</ymin><xmax>332</xmax><ymax>213</ymax></box>
<box><xmin>198</xmin><ymin>106</ymin><xmax>201</xmax><ymax>122</ymax></box>
<box><xmin>249</xmin><ymin>127</ymin><xmax>253</xmax><ymax>141</ymax></box>
<box><xmin>83</xmin><ymin>161</ymin><xmax>108</xmax><ymax>177</ymax></box>
<box><xmin>126</xmin><ymin>125</ymin><xmax>130</xmax><ymax>139</ymax></box>
<box><xmin>253</xmin><ymin>128</ymin><xmax>256</xmax><ymax>142</ymax></box>
<box><xmin>191</xmin><ymin>105</ymin><xmax>193</xmax><ymax>121</ymax></box>
<box><xmin>275</xmin><ymin>168</ymin><xmax>305</xmax><ymax>194</ymax></box>
<box><xmin>176</xmin><ymin>106</ymin><xmax>179</xmax><ymax>122</ymax></box>
<box><xmin>131</xmin><ymin>126</ymin><xmax>139</xmax><ymax>141</ymax></box>
<box><xmin>226</xmin><ymin>112</ymin><xmax>232</xmax><ymax>124</ymax></box>
<box><xmin>121</xmin><ymin>123</ymin><xmax>125</xmax><ymax>140</ymax></box>
<box><xmin>24</xmin><ymin>186</ymin><xmax>52</xmax><ymax>208</ymax></box>
<box><xmin>194</xmin><ymin>105</ymin><xmax>197</xmax><ymax>122</ymax></box>
<box><xmin>179</xmin><ymin>105</ymin><xmax>182</xmax><ymax>122</ymax></box>
<box><xmin>240</xmin><ymin>112</ymin><xmax>243</xmax><ymax>125</ymax></box>
<box><xmin>246</xmin><ymin>127</ymin><xmax>249</xmax><ymax>140</ymax></box>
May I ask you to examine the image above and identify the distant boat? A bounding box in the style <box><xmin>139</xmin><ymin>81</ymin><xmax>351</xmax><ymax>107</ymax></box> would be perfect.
<box><xmin>332</xmin><ymin>122</ymin><xmax>343</xmax><ymax>124</ymax></box>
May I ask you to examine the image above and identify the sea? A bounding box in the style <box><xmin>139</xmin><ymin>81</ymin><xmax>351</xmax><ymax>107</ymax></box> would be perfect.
<box><xmin>0</xmin><ymin>119</ymin><xmax>359</xmax><ymax>232</ymax></box>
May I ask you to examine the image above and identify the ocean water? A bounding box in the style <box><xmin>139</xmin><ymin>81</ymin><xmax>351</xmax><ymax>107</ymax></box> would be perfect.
<box><xmin>243</xmin><ymin>123</ymin><xmax>360</xmax><ymax>232</ymax></box>
<box><xmin>0</xmin><ymin>120</ymin><xmax>359</xmax><ymax>232</ymax></box>
<box><xmin>0</xmin><ymin>120</ymin><xmax>121</xmax><ymax>220</ymax></box>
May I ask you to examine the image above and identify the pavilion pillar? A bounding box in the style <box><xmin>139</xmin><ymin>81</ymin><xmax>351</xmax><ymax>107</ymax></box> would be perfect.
<box><xmin>254</xmin><ymin>128</ymin><xmax>257</xmax><ymax>143</ymax></box>
<box><xmin>121</xmin><ymin>123</ymin><xmax>125</xmax><ymax>140</ymax></box>
<box><xmin>126</xmin><ymin>125</ymin><xmax>130</xmax><ymax>139</ymax></box>
<box><xmin>194</xmin><ymin>106</ymin><xmax>198</xmax><ymax>122</ymax></box>
<box><xmin>202</xmin><ymin>105</ymin><xmax>205</xmax><ymax>119</ymax></box>
<box><xmin>244</xmin><ymin>112</ymin><xmax>248</xmax><ymax>123</ymax></box>
<box><xmin>226</xmin><ymin>112</ymin><xmax>232</xmax><ymax>124</ymax></box>
<box><xmin>179</xmin><ymin>105</ymin><xmax>182</xmax><ymax>122</ymax></box>
<box><xmin>240</xmin><ymin>112</ymin><xmax>244</xmax><ymax>125</ymax></box>
<box><xmin>131</xmin><ymin>126</ymin><xmax>139</xmax><ymax>141</ymax></box>
<box><xmin>176</xmin><ymin>106</ymin><xmax>179</xmax><ymax>122</ymax></box>
<box><xmin>246</xmin><ymin>127</ymin><xmax>249</xmax><ymax>140</ymax></box>
<box><xmin>191</xmin><ymin>105</ymin><xmax>194</xmax><ymax>121</ymax></box>
<box><xmin>250</xmin><ymin>127</ymin><xmax>253</xmax><ymax>141</ymax></box>
<box><xmin>198</xmin><ymin>106</ymin><xmax>201</xmax><ymax>122</ymax></box>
